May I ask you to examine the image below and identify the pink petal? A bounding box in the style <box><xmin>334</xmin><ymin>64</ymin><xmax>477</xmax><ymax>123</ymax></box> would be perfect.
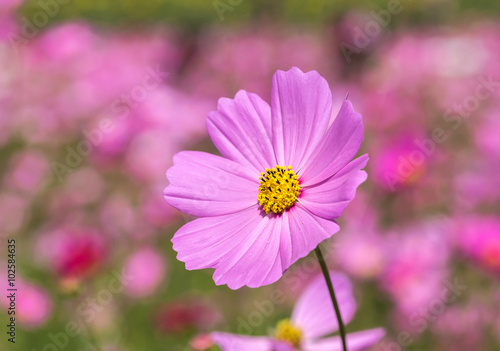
<box><xmin>172</xmin><ymin>206</ymin><xmax>263</xmax><ymax>272</ymax></box>
<box><xmin>172</xmin><ymin>202</ymin><xmax>340</xmax><ymax>289</ymax></box>
<box><xmin>213</xmin><ymin>208</ymin><xmax>286</xmax><ymax>289</ymax></box>
<box><xmin>271</xmin><ymin>67</ymin><xmax>332</xmax><ymax>169</ymax></box>
<box><xmin>211</xmin><ymin>202</ymin><xmax>340</xmax><ymax>289</ymax></box>
<box><xmin>123</xmin><ymin>247</ymin><xmax>166</xmax><ymax>298</ymax></box>
<box><xmin>303</xmin><ymin>328</ymin><xmax>386</xmax><ymax>351</ymax></box>
<box><xmin>299</xmin><ymin>155</ymin><xmax>368</xmax><ymax>220</ymax></box>
<box><xmin>164</xmin><ymin>151</ymin><xmax>258</xmax><ymax>217</ymax></box>
<box><xmin>300</xmin><ymin>100</ymin><xmax>364</xmax><ymax>186</ymax></box>
<box><xmin>285</xmin><ymin>203</ymin><xmax>339</xmax><ymax>264</ymax></box>
<box><xmin>173</xmin><ymin>205</ymin><xmax>290</xmax><ymax>289</ymax></box>
<box><xmin>207</xmin><ymin>90</ymin><xmax>277</xmax><ymax>173</ymax></box>
<box><xmin>272</xmin><ymin>340</ymin><xmax>296</xmax><ymax>351</ymax></box>
<box><xmin>211</xmin><ymin>332</ymin><xmax>273</xmax><ymax>351</ymax></box>
<box><xmin>291</xmin><ymin>272</ymin><xmax>356</xmax><ymax>339</ymax></box>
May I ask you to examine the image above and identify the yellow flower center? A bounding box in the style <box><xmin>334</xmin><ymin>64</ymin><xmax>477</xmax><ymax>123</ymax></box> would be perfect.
<box><xmin>275</xmin><ymin>318</ymin><xmax>302</xmax><ymax>348</ymax></box>
<box><xmin>258</xmin><ymin>165</ymin><xmax>300</xmax><ymax>214</ymax></box>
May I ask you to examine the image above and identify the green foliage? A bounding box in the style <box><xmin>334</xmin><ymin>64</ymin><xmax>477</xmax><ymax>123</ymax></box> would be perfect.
<box><xmin>19</xmin><ymin>0</ymin><xmax>500</xmax><ymax>32</ymax></box>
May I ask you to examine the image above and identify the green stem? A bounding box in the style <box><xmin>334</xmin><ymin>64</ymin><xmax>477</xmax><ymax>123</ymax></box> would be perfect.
<box><xmin>79</xmin><ymin>317</ymin><xmax>102</xmax><ymax>351</ymax></box>
<box><xmin>78</xmin><ymin>289</ymin><xmax>102</xmax><ymax>351</ymax></box>
<box><xmin>315</xmin><ymin>245</ymin><xmax>348</xmax><ymax>351</ymax></box>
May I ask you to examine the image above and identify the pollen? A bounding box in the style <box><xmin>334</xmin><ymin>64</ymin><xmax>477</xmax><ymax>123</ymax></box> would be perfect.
<box><xmin>275</xmin><ymin>318</ymin><xmax>303</xmax><ymax>348</ymax></box>
<box><xmin>258</xmin><ymin>165</ymin><xmax>300</xmax><ymax>214</ymax></box>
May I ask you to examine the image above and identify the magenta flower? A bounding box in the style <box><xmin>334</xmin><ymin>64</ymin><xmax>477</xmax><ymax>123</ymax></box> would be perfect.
<box><xmin>0</xmin><ymin>274</ymin><xmax>53</xmax><ymax>329</ymax></box>
<box><xmin>165</xmin><ymin>67</ymin><xmax>367</xmax><ymax>289</ymax></box>
<box><xmin>211</xmin><ymin>272</ymin><xmax>384</xmax><ymax>351</ymax></box>
<box><xmin>123</xmin><ymin>246</ymin><xmax>167</xmax><ymax>298</ymax></box>
<box><xmin>455</xmin><ymin>216</ymin><xmax>500</xmax><ymax>277</ymax></box>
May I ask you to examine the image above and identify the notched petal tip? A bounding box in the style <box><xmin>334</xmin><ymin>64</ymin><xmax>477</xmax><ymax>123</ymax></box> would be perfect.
<box><xmin>272</xmin><ymin>66</ymin><xmax>328</xmax><ymax>85</ymax></box>
<box><xmin>208</xmin><ymin>89</ymin><xmax>258</xmax><ymax>118</ymax></box>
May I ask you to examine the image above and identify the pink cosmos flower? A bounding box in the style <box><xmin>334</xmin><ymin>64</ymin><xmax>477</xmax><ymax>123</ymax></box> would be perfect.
<box><xmin>190</xmin><ymin>333</ymin><xmax>218</xmax><ymax>351</ymax></box>
<box><xmin>455</xmin><ymin>216</ymin><xmax>500</xmax><ymax>277</ymax></box>
<box><xmin>123</xmin><ymin>246</ymin><xmax>167</xmax><ymax>298</ymax></box>
<box><xmin>0</xmin><ymin>273</ymin><xmax>53</xmax><ymax>329</ymax></box>
<box><xmin>4</xmin><ymin>150</ymin><xmax>49</xmax><ymax>194</ymax></box>
<box><xmin>155</xmin><ymin>298</ymin><xmax>222</xmax><ymax>334</ymax></box>
<box><xmin>17</xmin><ymin>280</ymin><xmax>53</xmax><ymax>329</ymax></box>
<box><xmin>334</xmin><ymin>202</ymin><xmax>385</xmax><ymax>280</ymax></box>
<box><xmin>165</xmin><ymin>67</ymin><xmax>367</xmax><ymax>289</ymax></box>
<box><xmin>379</xmin><ymin>220</ymin><xmax>450</xmax><ymax>318</ymax></box>
<box><xmin>36</xmin><ymin>226</ymin><xmax>108</xmax><ymax>280</ymax></box>
<box><xmin>211</xmin><ymin>272</ymin><xmax>384</xmax><ymax>351</ymax></box>
<box><xmin>370</xmin><ymin>135</ymin><xmax>427</xmax><ymax>192</ymax></box>
<box><xmin>0</xmin><ymin>192</ymin><xmax>30</xmax><ymax>233</ymax></box>
<box><xmin>0</xmin><ymin>0</ymin><xmax>23</xmax><ymax>12</ymax></box>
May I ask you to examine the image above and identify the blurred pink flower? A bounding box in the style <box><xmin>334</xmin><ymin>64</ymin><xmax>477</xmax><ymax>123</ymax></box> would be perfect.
<box><xmin>17</xmin><ymin>280</ymin><xmax>53</xmax><ymax>329</ymax></box>
<box><xmin>4</xmin><ymin>22</ymin><xmax>182</xmax><ymax>145</ymax></box>
<box><xmin>369</xmin><ymin>28</ymin><xmax>491</xmax><ymax>90</ymax></box>
<box><xmin>433</xmin><ymin>304</ymin><xmax>484</xmax><ymax>349</ymax></box>
<box><xmin>37</xmin><ymin>226</ymin><xmax>108</xmax><ymax>280</ymax></box>
<box><xmin>88</xmin><ymin>115</ymin><xmax>137</xmax><ymax>166</ymax></box>
<box><xmin>1</xmin><ymin>274</ymin><xmax>52</xmax><ymax>329</ymax></box>
<box><xmin>474</xmin><ymin>106</ymin><xmax>500</xmax><ymax>160</ymax></box>
<box><xmin>30</xmin><ymin>22</ymin><xmax>96</xmax><ymax>63</ymax></box>
<box><xmin>0</xmin><ymin>15</ymin><xmax>19</xmax><ymax>42</ymax></box>
<box><xmin>212</xmin><ymin>272</ymin><xmax>384</xmax><ymax>351</ymax></box>
<box><xmin>370</xmin><ymin>135</ymin><xmax>428</xmax><ymax>192</ymax></box>
<box><xmin>51</xmin><ymin>168</ymin><xmax>106</xmax><ymax>212</ymax></box>
<box><xmin>335</xmin><ymin>11</ymin><xmax>386</xmax><ymax>57</ymax></box>
<box><xmin>4</xmin><ymin>150</ymin><xmax>49</xmax><ymax>194</ymax></box>
<box><xmin>454</xmin><ymin>156</ymin><xmax>500</xmax><ymax>209</ymax></box>
<box><xmin>357</xmin><ymin>88</ymin><xmax>422</xmax><ymax>132</ymax></box>
<box><xmin>91</xmin><ymin>87</ymin><xmax>211</xmax><ymax>182</ymax></box>
<box><xmin>0</xmin><ymin>192</ymin><xmax>30</xmax><ymax>233</ymax></box>
<box><xmin>181</xmin><ymin>28</ymin><xmax>336</xmax><ymax>100</ymax></box>
<box><xmin>190</xmin><ymin>333</ymin><xmax>218</xmax><ymax>351</ymax></box>
<box><xmin>0</xmin><ymin>0</ymin><xmax>24</xmax><ymax>11</ymax></box>
<box><xmin>334</xmin><ymin>201</ymin><xmax>385</xmax><ymax>280</ymax></box>
<box><xmin>99</xmin><ymin>194</ymin><xmax>137</xmax><ymax>238</ymax></box>
<box><xmin>455</xmin><ymin>216</ymin><xmax>500</xmax><ymax>276</ymax></box>
<box><xmin>123</xmin><ymin>246</ymin><xmax>167</xmax><ymax>298</ymax></box>
<box><xmin>125</xmin><ymin>129</ymin><xmax>177</xmax><ymax>183</ymax></box>
<box><xmin>379</xmin><ymin>220</ymin><xmax>451</xmax><ymax>321</ymax></box>
<box><xmin>140</xmin><ymin>185</ymin><xmax>178</xmax><ymax>228</ymax></box>
<box><xmin>155</xmin><ymin>299</ymin><xmax>221</xmax><ymax>334</ymax></box>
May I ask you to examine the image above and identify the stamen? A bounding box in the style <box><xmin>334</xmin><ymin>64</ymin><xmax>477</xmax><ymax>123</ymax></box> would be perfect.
<box><xmin>275</xmin><ymin>318</ymin><xmax>302</xmax><ymax>348</ymax></box>
<box><xmin>258</xmin><ymin>165</ymin><xmax>300</xmax><ymax>214</ymax></box>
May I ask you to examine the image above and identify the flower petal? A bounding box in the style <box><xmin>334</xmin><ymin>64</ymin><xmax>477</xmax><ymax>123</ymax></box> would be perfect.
<box><xmin>299</xmin><ymin>155</ymin><xmax>368</xmax><ymax>220</ymax></box>
<box><xmin>213</xmin><ymin>208</ymin><xmax>287</xmax><ymax>289</ymax></box>
<box><xmin>300</xmin><ymin>100</ymin><xmax>364</xmax><ymax>186</ymax></box>
<box><xmin>271</xmin><ymin>67</ymin><xmax>332</xmax><ymax>168</ymax></box>
<box><xmin>285</xmin><ymin>203</ymin><xmax>339</xmax><ymax>264</ymax></box>
<box><xmin>173</xmin><ymin>204</ymin><xmax>290</xmax><ymax>289</ymax></box>
<box><xmin>172</xmin><ymin>201</ymin><xmax>339</xmax><ymax>290</ymax></box>
<box><xmin>211</xmin><ymin>332</ymin><xmax>273</xmax><ymax>351</ymax></box>
<box><xmin>272</xmin><ymin>340</ymin><xmax>296</xmax><ymax>351</ymax></box>
<box><xmin>303</xmin><ymin>328</ymin><xmax>386</xmax><ymax>351</ymax></box>
<box><xmin>214</xmin><ymin>202</ymin><xmax>342</xmax><ymax>289</ymax></box>
<box><xmin>207</xmin><ymin>90</ymin><xmax>277</xmax><ymax>173</ymax></box>
<box><xmin>291</xmin><ymin>272</ymin><xmax>356</xmax><ymax>340</ymax></box>
<box><xmin>164</xmin><ymin>151</ymin><xmax>258</xmax><ymax>217</ymax></box>
<box><xmin>171</xmin><ymin>206</ymin><xmax>263</xmax><ymax>272</ymax></box>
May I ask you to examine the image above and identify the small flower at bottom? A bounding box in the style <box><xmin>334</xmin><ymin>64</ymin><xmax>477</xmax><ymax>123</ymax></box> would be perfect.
<box><xmin>209</xmin><ymin>272</ymin><xmax>384</xmax><ymax>351</ymax></box>
<box><xmin>165</xmin><ymin>67</ymin><xmax>368</xmax><ymax>289</ymax></box>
